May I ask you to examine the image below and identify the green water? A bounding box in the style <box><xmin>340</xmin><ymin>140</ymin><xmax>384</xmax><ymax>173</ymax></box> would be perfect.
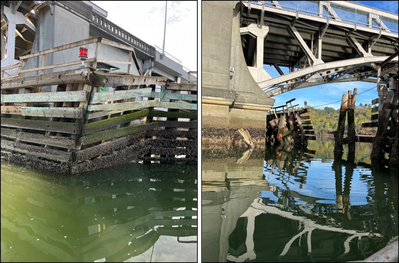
<box><xmin>1</xmin><ymin>161</ymin><xmax>197</xmax><ymax>262</ymax></box>
<box><xmin>202</xmin><ymin>138</ymin><xmax>398</xmax><ymax>262</ymax></box>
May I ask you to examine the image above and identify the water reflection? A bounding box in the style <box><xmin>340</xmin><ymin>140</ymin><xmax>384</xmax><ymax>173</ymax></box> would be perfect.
<box><xmin>202</xmin><ymin>141</ymin><xmax>397</xmax><ymax>262</ymax></box>
<box><xmin>1</xmin><ymin>162</ymin><xmax>197</xmax><ymax>262</ymax></box>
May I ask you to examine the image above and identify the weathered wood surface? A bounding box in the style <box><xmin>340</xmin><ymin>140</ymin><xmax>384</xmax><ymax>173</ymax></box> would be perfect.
<box><xmin>76</xmin><ymin>136</ymin><xmax>135</xmax><ymax>162</ymax></box>
<box><xmin>88</xmin><ymin>99</ymin><xmax>157</xmax><ymax>112</ymax></box>
<box><xmin>158</xmin><ymin>102</ymin><xmax>197</xmax><ymax>110</ymax></box>
<box><xmin>82</xmin><ymin>122</ymin><xmax>157</xmax><ymax>145</ymax></box>
<box><xmin>1</xmin><ymin>139</ymin><xmax>71</xmax><ymax>162</ymax></box>
<box><xmin>1</xmin><ymin>128</ymin><xmax>75</xmax><ymax>149</ymax></box>
<box><xmin>155</xmin><ymin>121</ymin><xmax>197</xmax><ymax>129</ymax></box>
<box><xmin>93</xmin><ymin>74</ymin><xmax>167</xmax><ymax>87</ymax></box>
<box><xmin>19</xmin><ymin>59</ymin><xmax>95</xmax><ymax>74</ymax></box>
<box><xmin>166</xmin><ymin>83</ymin><xmax>197</xmax><ymax>91</ymax></box>
<box><xmin>148</xmin><ymin>110</ymin><xmax>197</xmax><ymax>120</ymax></box>
<box><xmin>148</xmin><ymin>92</ymin><xmax>198</xmax><ymax>101</ymax></box>
<box><xmin>83</xmin><ymin>109</ymin><xmax>149</xmax><ymax>135</ymax></box>
<box><xmin>1</xmin><ymin>118</ymin><xmax>80</xmax><ymax>134</ymax></box>
<box><xmin>19</xmin><ymin>37</ymin><xmax>100</xmax><ymax>60</ymax></box>
<box><xmin>1</xmin><ymin>91</ymin><xmax>87</xmax><ymax>103</ymax></box>
<box><xmin>1</xmin><ymin>106</ymin><xmax>21</xmax><ymax>115</ymax></box>
<box><xmin>19</xmin><ymin>107</ymin><xmax>83</xmax><ymax>118</ymax></box>
<box><xmin>1</xmin><ymin>68</ymin><xmax>90</xmax><ymax>90</ymax></box>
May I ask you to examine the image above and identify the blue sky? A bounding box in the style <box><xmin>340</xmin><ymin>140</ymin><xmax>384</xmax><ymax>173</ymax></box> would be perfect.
<box><xmin>266</xmin><ymin>1</ymin><xmax>398</xmax><ymax>110</ymax></box>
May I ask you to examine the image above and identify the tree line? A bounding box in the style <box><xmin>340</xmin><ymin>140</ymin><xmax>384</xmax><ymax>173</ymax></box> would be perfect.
<box><xmin>301</xmin><ymin>104</ymin><xmax>377</xmax><ymax>135</ymax></box>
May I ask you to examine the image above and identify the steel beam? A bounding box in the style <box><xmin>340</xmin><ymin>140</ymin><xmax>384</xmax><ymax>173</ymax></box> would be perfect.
<box><xmin>346</xmin><ymin>34</ymin><xmax>372</xmax><ymax>57</ymax></box>
<box><xmin>259</xmin><ymin>56</ymin><xmax>399</xmax><ymax>91</ymax></box>
<box><xmin>287</xmin><ymin>24</ymin><xmax>323</xmax><ymax>65</ymax></box>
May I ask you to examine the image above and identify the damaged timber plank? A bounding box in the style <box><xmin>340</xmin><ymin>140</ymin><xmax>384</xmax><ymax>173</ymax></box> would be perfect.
<box><xmin>75</xmin><ymin>135</ymin><xmax>139</xmax><ymax>162</ymax></box>
<box><xmin>1</xmin><ymin>68</ymin><xmax>91</xmax><ymax>90</ymax></box>
<box><xmin>20</xmin><ymin>107</ymin><xmax>83</xmax><ymax>118</ymax></box>
<box><xmin>90</xmin><ymin>88</ymin><xmax>152</xmax><ymax>103</ymax></box>
<box><xmin>148</xmin><ymin>110</ymin><xmax>197</xmax><ymax>119</ymax></box>
<box><xmin>92</xmin><ymin>74</ymin><xmax>167</xmax><ymax>87</ymax></box>
<box><xmin>1</xmin><ymin>90</ymin><xmax>87</xmax><ymax>103</ymax></box>
<box><xmin>1</xmin><ymin>128</ymin><xmax>75</xmax><ymax>149</ymax></box>
<box><xmin>87</xmin><ymin>100</ymin><xmax>158</xmax><ymax>113</ymax></box>
<box><xmin>82</xmin><ymin>122</ymin><xmax>157</xmax><ymax>145</ymax></box>
<box><xmin>158</xmin><ymin>102</ymin><xmax>197</xmax><ymax>111</ymax></box>
<box><xmin>1</xmin><ymin>139</ymin><xmax>71</xmax><ymax>162</ymax></box>
<box><xmin>82</xmin><ymin>109</ymin><xmax>149</xmax><ymax>135</ymax></box>
<box><xmin>1</xmin><ymin>118</ymin><xmax>80</xmax><ymax>134</ymax></box>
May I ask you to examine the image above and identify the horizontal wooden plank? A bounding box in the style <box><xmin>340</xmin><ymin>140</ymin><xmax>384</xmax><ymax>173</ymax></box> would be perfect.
<box><xmin>300</xmin><ymin>115</ymin><xmax>311</xmax><ymax>119</ymax></box>
<box><xmin>304</xmin><ymin>130</ymin><xmax>315</xmax><ymax>134</ymax></box>
<box><xmin>1</xmin><ymin>128</ymin><xmax>75</xmax><ymax>149</ymax></box>
<box><xmin>371</xmin><ymin>114</ymin><xmax>379</xmax><ymax>120</ymax></box>
<box><xmin>1</xmin><ymin>68</ymin><xmax>91</xmax><ymax>90</ymax></box>
<box><xmin>1</xmin><ymin>106</ymin><xmax>21</xmax><ymax>115</ymax></box>
<box><xmin>303</xmin><ymin>125</ymin><xmax>313</xmax><ymax>130</ymax></box>
<box><xmin>100</xmin><ymin>38</ymin><xmax>134</xmax><ymax>52</ymax></box>
<box><xmin>90</xmin><ymin>88</ymin><xmax>152</xmax><ymax>103</ymax></box>
<box><xmin>82</xmin><ymin>122</ymin><xmax>157</xmax><ymax>145</ymax></box>
<box><xmin>1</xmin><ymin>91</ymin><xmax>87</xmax><ymax>103</ymax></box>
<box><xmin>20</xmin><ymin>37</ymin><xmax>100</xmax><ymax>60</ymax></box>
<box><xmin>301</xmin><ymin>120</ymin><xmax>312</xmax><ymax>125</ymax></box>
<box><xmin>148</xmin><ymin>110</ymin><xmax>197</xmax><ymax>120</ymax></box>
<box><xmin>1</xmin><ymin>62</ymin><xmax>20</xmax><ymax>71</ymax></box>
<box><xmin>97</xmin><ymin>59</ymin><xmax>131</xmax><ymax>65</ymax></box>
<box><xmin>21</xmin><ymin>107</ymin><xmax>83</xmax><ymax>118</ymax></box>
<box><xmin>88</xmin><ymin>99</ymin><xmax>158</xmax><ymax>112</ymax></box>
<box><xmin>371</xmin><ymin>98</ymin><xmax>379</xmax><ymax>105</ymax></box>
<box><xmin>372</xmin><ymin>106</ymin><xmax>379</xmax><ymax>113</ymax></box>
<box><xmin>147</xmin><ymin>92</ymin><xmax>197</xmax><ymax>101</ymax></box>
<box><xmin>76</xmin><ymin>136</ymin><xmax>132</xmax><ymax>162</ymax></box>
<box><xmin>154</xmin><ymin>121</ymin><xmax>197</xmax><ymax>129</ymax></box>
<box><xmin>1</xmin><ymin>118</ymin><xmax>80</xmax><ymax>134</ymax></box>
<box><xmin>83</xmin><ymin>109</ymin><xmax>149</xmax><ymax>135</ymax></box>
<box><xmin>362</xmin><ymin>122</ymin><xmax>378</xmax><ymax>127</ymax></box>
<box><xmin>166</xmin><ymin>83</ymin><xmax>197</xmax><ymax>91</ymax></box>
<box><xmin>19</xmin><ymin>59</ymin><xmax>95</xmax><ymax>74</ymax></box>
<box><xmin>158</xmin><ymin>102</ymin><xmax>197</xmax><ymax>110</ymax></box>
<box><xmin>93</xmin><ymin>74</ymin><xmax>167</xmax><ymax>87</ymax></box>
<box><xmin>1</xmin><ymin>139</ymin><xmax>71</xmax><ymax>162</ymax></box>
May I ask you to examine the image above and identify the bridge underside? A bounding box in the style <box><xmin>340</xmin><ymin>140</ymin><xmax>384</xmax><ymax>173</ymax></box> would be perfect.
<box><xmin>202</xmin><ymin>1</ymin><xmax>398</xmax><ymax>130</ymax></box>
<box><xmin>240</xmin><ymin>1</ymin><xmax>398</xmax><ymax>97</ymax></box>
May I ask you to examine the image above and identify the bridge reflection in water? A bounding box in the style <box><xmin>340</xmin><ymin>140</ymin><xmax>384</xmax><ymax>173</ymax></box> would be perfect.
<box><xmin>1</xmin><ymin>162</ymin><xmax>197</xmax><ymax>262</ymax></box>
<box><xmin>202</xmin><ymin>141</ymin><xmax>397</xmax><ymax>262</ymax></box>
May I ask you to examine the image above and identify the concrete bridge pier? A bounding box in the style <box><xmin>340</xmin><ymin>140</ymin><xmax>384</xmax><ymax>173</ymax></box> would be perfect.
<box><xmin>202</xmin><ymin>1</ymin><xmax>274</xmax><ymax>132</ymax></box>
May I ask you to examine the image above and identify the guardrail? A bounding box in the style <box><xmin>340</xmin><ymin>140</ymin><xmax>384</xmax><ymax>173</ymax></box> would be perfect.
<box><xmin>91</xmin><ymin>13</ymin><xmax>156</xmax><ymax>57</ymax></box>
<box><xmin>259</xmin><ymin>1</ymin><xmax>398</xmax><ymax>33</ymax></box>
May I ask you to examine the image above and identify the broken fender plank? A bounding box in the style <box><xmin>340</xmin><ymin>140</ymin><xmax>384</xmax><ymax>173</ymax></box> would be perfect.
<box><xmin>155</xmin><ymin>121</ymin><xmax>197</xmax><ymax>129</ymax></box>
<box><xmin>82</xmin><ymin>109</ymin><xmax>149</xmax><ymax>135</ymax></box>
<box><xmin>90</xmin><ymin>88</ymin><xmax>152</xmax><ymax>103</ymax></box>
<box><xmin>147</xmin><ymin>92</ymin><xmax>198</xmax><ymax>101</ymax></box>
<box><xmin>1</xmin><ymin>139</ymin><xmax>72</xmax><ymax>162</ymax></box>
<box><xmin>1</xmin><ymin>91</ymin><xmax>87</xmax><ymax>103</ymax></box>
<box><xmin>166</xmin><ymin>83</ymin><xmax>197</xmax><ymax>91</ymax></box>
<box><xmin>1</xmin><ymin>106</ymin><xmax>22</xmax><ymax>114</ymax></box>
<box><xmin>1</xmin><ymin>68</ymin><xmax>90</xmax><ymax>90</ymax></box>
<box><xmin>94</xmin><ymin>74</ymin><xmax>167</xmax><ymax>87</ymax></box>
<box><xmin>88</xmin><ymin>99</ymin><xmax>158</xmax><ymax>112</ymax></box>
<box><xmin>82</xmin><ymin>122</ymin><xmax>157</xmax><ymax>145</ymax></box>
<box><xmin>1</xmin><ymin>128</ymin><xmax>75</xmax><ymax>149</ymax></box>
<box><xmin>158</xmin><ymin>102</ymin><xmax>197</xmax><ymax>110</ymax></box>
<box><xmin>148</xmin><ymin>110</ymin><xmax>197</xmax><ymax>120</ymax></box>
<box><xmin>20</xmin><ymin>107</ymin><xmax>83</xmax><ymax>118</ymax></box>
<box><xmin>76</xmin><ymin>136</ymin><xmax>134</xmax><ymax>162</ymax></box>
<box><xmin>1</xmin><ymin>118</ymin><xmax>80</xmax><ymax>134</ymax></box>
